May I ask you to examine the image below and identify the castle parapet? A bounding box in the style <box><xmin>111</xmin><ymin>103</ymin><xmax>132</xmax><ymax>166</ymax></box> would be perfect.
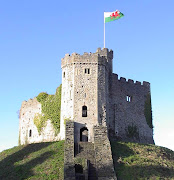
<box><xmin>112</xmin><ymin>75</ymin><xmax>150</xmax><ymax>88</ymax></box>
<box><xmin>61</xmin><ymin>48</ymin><xmax>113</xmax><ymax>68</ymax></box>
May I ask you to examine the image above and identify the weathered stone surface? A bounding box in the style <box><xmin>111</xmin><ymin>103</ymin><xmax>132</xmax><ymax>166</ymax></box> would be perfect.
<box><xmin>94</xmin><ymin>125</ymin><xmax>117</xmax><ymax>179</ymax></box>
<box><xmin>64</xmin><ymin>121</ymin><xmax>75</xmax><ymax>179</ymax></box>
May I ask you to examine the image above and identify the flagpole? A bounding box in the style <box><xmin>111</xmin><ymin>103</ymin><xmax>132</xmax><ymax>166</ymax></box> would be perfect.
<box><xmin>104</xmin><ymin>12</ymin><xmax>105</xmax><ymax>48</ymax></box>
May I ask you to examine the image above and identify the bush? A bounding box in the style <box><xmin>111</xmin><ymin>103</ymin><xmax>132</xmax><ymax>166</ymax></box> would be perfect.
<box><xmin>36</xmin><ymin>92</ymin><xmax>48</xmax><ymax>102</ymax></box>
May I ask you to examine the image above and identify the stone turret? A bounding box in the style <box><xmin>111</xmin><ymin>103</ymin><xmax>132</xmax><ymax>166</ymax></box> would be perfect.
<box><xmin>60</xmin><ymin>48</ymin><xmax>113</xmax><ymax>142</ymax></box>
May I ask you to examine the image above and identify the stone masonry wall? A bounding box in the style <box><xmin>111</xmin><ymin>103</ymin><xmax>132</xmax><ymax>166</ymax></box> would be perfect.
<box><xmin>64</xmin><ymin>121</ymin><xmax>75</xmax><ymax>180</ymax></box>
<box><xmin>94</xmin><ymin>125</ymin><xmax>117</xmax><ymax>180</ymax></box>
<box><xmin>109</xmin><ymin>74</ymin><xmax>154</xmax><ymax>144</ymax></box>
<box><xmin>19</xmin><ymin>97</ymin><xmax>60</xmax><ymax>145</ymax></box>
<box><xmin>61</xmin><ymin>48</ymin><xmax>113</xmax><ymax>143</ymax></box>
<box><xmin>60</xmin><ymin>63</ymin><xmax>74</xmax><ymax>140</ymax></box>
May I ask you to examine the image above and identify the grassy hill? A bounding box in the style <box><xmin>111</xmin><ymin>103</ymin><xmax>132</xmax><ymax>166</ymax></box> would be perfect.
<box><xmin>0</xmin><ymin>141</ymin><xmax>64</xmax><ymax>180</ymax></box>
<box><xmin>111</xmin><ymin>141</ymin><xmax>174</xmax><ymax>180</ymax></box>
<box><xmin>0</xmin><ymin>141</ymin><xmax>174</xmax><ymax>180</ymax></box>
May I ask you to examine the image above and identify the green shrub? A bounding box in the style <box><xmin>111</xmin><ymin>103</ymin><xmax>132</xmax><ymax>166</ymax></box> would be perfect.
<box><xmin>36</xmin><ymin>92</ymin><xmax>49</xmax><ymax>102</ymax></box>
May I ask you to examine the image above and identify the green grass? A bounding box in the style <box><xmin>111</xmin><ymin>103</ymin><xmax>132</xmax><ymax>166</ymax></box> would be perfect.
<box><xmin>0</xmin><ymin>141</ymin><xmax>64</xmax><ymax>180</ymax></box>
<box><xmin>111</xmin><ymin>141</ymin><xmax>174</xmax><ymax>180</ymax></box>
<box><xmin>1</xmin><ymin>141</ymin><xmax>174</xmax><ymax>180</ymax></box>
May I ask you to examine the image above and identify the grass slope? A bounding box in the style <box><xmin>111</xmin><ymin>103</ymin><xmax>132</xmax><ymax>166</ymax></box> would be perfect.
<box><xmin>0</xmin><ymin>141</ymin><xmax>174</xmax><ymax>180</ymax></box>
<box><xmin>0</xmin><ymin>141</ymin><xmax>64</xmax><ymax>180</ymax></box>
<box><xmin>111</xmin><ymin>141</ymin><xmax>174</xmax><ymax>180</ymax></box>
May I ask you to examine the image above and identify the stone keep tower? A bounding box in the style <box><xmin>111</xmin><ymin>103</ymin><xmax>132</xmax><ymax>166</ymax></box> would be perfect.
<box><xmin>60</xmin><ymin>48</ymin><xmax>113</xmax><ymax>143</ymax></box>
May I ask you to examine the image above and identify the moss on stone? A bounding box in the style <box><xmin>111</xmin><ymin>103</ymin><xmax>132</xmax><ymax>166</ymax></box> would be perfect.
<box><xmin>34</xmin><ymin>113</ymin><xmax>47</xmax><ymax>135</ymax></box>
<box><xmin>126</xmin><ymin>124</ymin><xmax>139</xmax><ymax>139</ymax></box>
<box><xmin>144</xmin><ymin>93</ymin><xmax>153</xmax><ymax>129</ymax></box>
<box><xmin>74</xmin><ymin>157</ymin><xmax>87</xmax><ymax>169</ymax></box>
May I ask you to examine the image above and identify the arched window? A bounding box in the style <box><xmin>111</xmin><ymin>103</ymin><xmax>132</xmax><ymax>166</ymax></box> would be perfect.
<box><xmin>63</xmin><ymin>72</ymin><xmax>65</xmax><ymax>78</ymax></box>
<box><xmin>82</xmin><ymin>105</ymin><xmax>87</xmax><ymax>117</ymax></box>
<box><xmin>80</xmin><ymin>127</ymin><xmax>88</xmax><ymax>142</ymax></box>
<box><xmin>29</xmin><ymin>129</ymin><xmax>32</xmax><ymax>137</ymax></box>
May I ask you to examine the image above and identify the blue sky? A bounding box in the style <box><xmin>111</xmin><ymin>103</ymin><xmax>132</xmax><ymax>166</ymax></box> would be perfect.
<box><xmin>0</xmin><ymin>0</ymin><xmax>174</xmax><ymax>152</ymax></box>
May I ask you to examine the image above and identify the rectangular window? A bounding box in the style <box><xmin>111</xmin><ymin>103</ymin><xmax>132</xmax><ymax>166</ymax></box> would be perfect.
<box><xmin>126</xmin><ymin>95</ymin><xmax>132</xmax><ymax>102</ymax></box>
<box><xmin>84</xmin><ymin>68</ymin><xmax>90</xmax><ymax>74</ymax></box>
<box><xmin>82</xmin><ymin>105</ymin><xmax>87</xmax><ymax>117</ymax></box>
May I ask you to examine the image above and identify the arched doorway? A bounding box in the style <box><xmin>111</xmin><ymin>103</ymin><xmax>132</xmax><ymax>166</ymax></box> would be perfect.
<box><xmin>80</xmin><ymin>127</ymin><xmax>88</xmax><ymax>142</ymax></box>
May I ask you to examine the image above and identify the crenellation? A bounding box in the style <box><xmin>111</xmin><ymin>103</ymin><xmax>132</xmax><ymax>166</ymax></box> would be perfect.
<box><xmin>136</xmin><ymin>81</ymin><xmax>141</xmax><ymax>85</ymax></box>
<box><xmin>143</xmin><ymin>81</ymin><xmax>150</xmax><ymax>87</ymax></box>
<box><xmin>120</xmin><ymin>77</ymin><xmax>126</xmax><ymax>82</ymax></box>
<box><xmin>61</xmin><ymin>48</ymin><xmax>113</xmax><ymax>68</ymax></box>
<box><xmin>112</xmin><ymin>73</ymin><xmax>118</xmax><ymax>80</ymax></box>
<box><xmin>128</xmin><ymin>79</ymin><xmax>134</xmax><ymax>84</ymax></box>
<box><xmin>116</xmin><ymin>76</ymin><xmax>151</xmax><ymax>88</ymax></box>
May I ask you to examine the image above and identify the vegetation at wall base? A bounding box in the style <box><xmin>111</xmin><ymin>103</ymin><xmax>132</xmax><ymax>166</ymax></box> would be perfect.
<box><xmin>0</xmin><ymin>141</ymin><xmax>64</xmax><ymax>180</ymax></box>
<box><xmin>35</xmin><ymin>84</ymin><xmax>62</xmax><ymax>135</ymax></box>
<box><xmin>111</xmin><ymin>141</ymin><xmax>174</xmax><ymax>180</ymax></box>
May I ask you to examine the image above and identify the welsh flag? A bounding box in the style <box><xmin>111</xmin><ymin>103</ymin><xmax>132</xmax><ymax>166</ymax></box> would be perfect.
<box><xmin>104</xmin><ymin>10</ymin><xmax>124</xmax><ymax>23</ymax></box>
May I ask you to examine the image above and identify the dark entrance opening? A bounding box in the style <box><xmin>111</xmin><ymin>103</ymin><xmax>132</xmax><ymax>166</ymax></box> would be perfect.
<box><xmin>75</xmin><ymin>164</ymin><xmax>85</xmax><ymax>180</ymax></box>
<box><xmin>75</xmin><ymin>164</ymin><xmax>83</xmax><ymax>174</ymax></box>
<box><xmin>80</xmin><ymin>127</ymin><xmax>88</xmax><ymax>142</ymax></box>
<box><xmin>29</xmin><ymin>130</ymin><xmax>32</xmax><ymax>137</ymax></box>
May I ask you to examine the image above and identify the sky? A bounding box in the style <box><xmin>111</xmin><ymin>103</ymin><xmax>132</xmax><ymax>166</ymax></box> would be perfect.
<box><xmin>0</xmin><ymin>0</ymin><xmax>174</xmax><ymax>152</ymax></box>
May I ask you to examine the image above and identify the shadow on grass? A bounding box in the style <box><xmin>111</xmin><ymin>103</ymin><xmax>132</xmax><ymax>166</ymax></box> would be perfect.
<box><xmin>0</xmin><ymin>142</ymin><xmax>53</xmax><ymax>180</ymax></box>
<box><xmin>110</xmin><ymin>141</ymin><xmax>174</xmax><ymax>180</ymax></box>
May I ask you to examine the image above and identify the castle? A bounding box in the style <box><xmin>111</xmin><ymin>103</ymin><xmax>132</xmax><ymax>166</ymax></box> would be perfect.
<box><xmin>19</xmin><ymin>48</ymin><xmax>154</xmax><ymax>179</ymax></box>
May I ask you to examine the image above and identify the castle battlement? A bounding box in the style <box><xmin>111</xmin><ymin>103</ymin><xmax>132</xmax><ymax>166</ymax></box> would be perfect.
<box><xmin>61</xmin><ymin>48</ymin><xmax>113</xmax><ymax>68</ymax></box>
<box><xmin>112</xmin><ymin>73</ymin><xmax>150</xmax><ymax>88</ymax></box>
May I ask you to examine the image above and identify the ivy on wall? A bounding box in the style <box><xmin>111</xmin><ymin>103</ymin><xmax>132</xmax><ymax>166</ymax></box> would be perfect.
<box><xmin>144</xmin><ymin>93</ymin><xmax>153</xmax><ymax>129</ymax></box>
<box><xmin>126</xmin><ymin>124</ymin><xmax>139</xmax><ymax>139</ymax></box>
<box><xmin>33</xmin><ymin>114</ymin><xmax>46</xmax><ymax>134</ymax></box>
<box><xmin>35</xmin><ymin>84</ymin><xmax>62</xmax><ymax>135</ymax></box>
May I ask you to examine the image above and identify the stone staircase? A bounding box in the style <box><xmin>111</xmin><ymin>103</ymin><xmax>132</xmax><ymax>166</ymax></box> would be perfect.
<box><xmin>64</xmin><ymin>122</ymin><xmax>116</xmax><ymax>180</ymax></box>
<box><xmin>75</xmin><ymin>142</ymin><xmax>97</xmax><ymax>180</ymax></box>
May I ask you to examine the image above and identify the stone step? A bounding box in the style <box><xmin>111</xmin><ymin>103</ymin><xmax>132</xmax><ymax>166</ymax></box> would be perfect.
<box><xmin>88</xmin><ymin>161</ymin><xmax>97</xmax><ymax>180</ymax></box>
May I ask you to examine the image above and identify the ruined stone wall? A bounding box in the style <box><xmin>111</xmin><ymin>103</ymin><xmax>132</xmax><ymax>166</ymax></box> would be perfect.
<box><xmin>109</xmin><ymin>74</ymin><xmax>154</xmax><ymax>144</ymax></box>
<box><xmin>19</xmin><ymin>98</ymin><xmax>60</xmax><ymax>145</ymax></box>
